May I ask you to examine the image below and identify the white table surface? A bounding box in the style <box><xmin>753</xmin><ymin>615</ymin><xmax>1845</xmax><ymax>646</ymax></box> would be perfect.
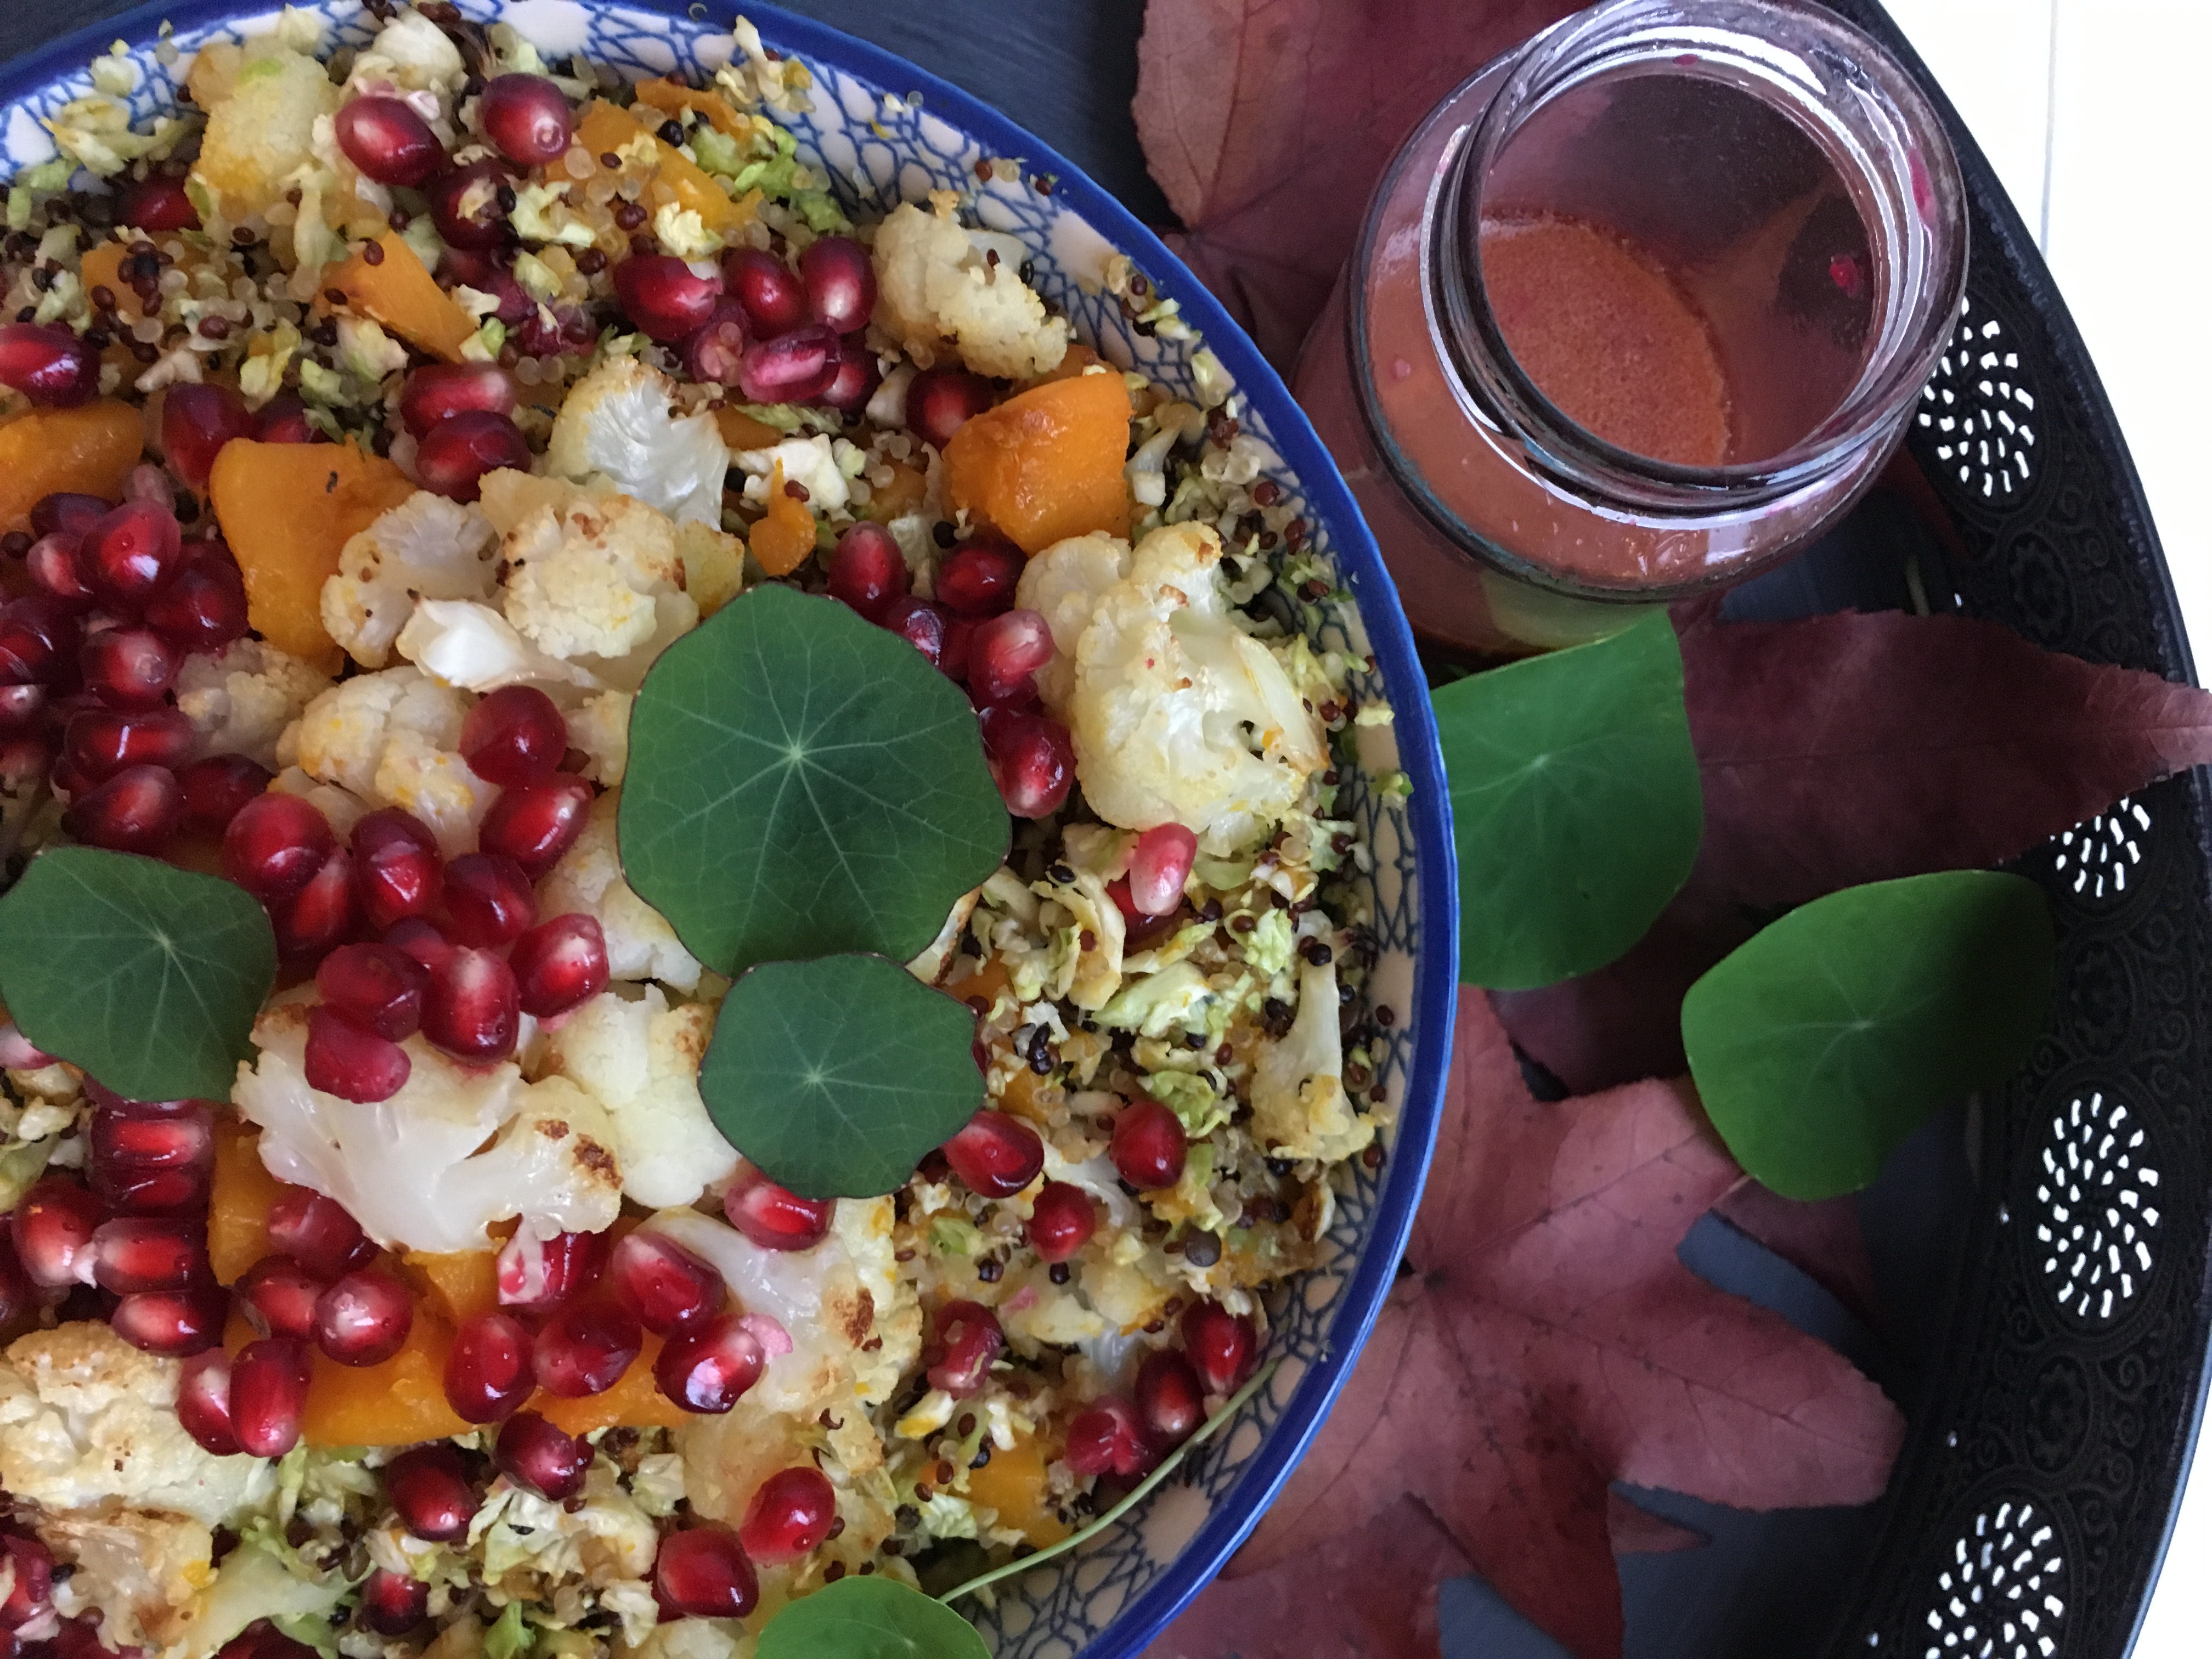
<box><xmin>1880</xmin><ymin>4</ymin><xmax>2212</xmax><ymax>1653</ymax></box>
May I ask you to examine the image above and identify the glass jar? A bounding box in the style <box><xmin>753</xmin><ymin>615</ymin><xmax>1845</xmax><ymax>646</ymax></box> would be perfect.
<box><xmin>1293</xmin><ymin>0</ymin><xmax>1968</xmax><ymax>654</ymax></box>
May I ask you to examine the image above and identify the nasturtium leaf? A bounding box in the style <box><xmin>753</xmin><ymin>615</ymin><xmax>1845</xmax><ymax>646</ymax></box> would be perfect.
<box><xmin>1432</xmin><ymin>611</ymin><xmax>1702</xmax><ymax>990</ymax></box>
<box><xmin>1681</xmin><ymin>871</ymin><xmax>2055</xmax><ymax>1200</ymax></box>
<box><xmin>0</xmin><ymin>847</ymin><xmax>277</xmax><ymax>1102</ymax></box>
<box><xmin>619</xmin><ymin>585</ymin><xmax>1007</xmax><ymax>975</ymax></box>
<box><xmin>699</xmin><ymin>954</ymin><xmax>984</xmax><ymax>1199</ymax></box>
<box><xmin>756</xmin><ymin>1576</ymin><xmax>988</xmax><ymax>1659</ymax></box>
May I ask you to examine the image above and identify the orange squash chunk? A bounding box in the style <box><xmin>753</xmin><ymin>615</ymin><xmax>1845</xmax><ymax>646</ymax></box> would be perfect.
<box><xmin>576</xmin><ymin>101</ymin><xmax>756</xmax><ymax>241</ymax></box>
<box><xmin>400</xmin><ymin>1250</ymin><xmax>502</xmax><ymax>1324</ymax></box>
<box><xmin>532</xmin><ymin>1333</ymin><xmax>690</xmax><ymax>1434</ymax></box>
<box><xmin>208</xmin><ymin>1120</ymin><xmax>292</xmax><ymax>1285</ymax></box>
<box><xmin>864</xmin><ymin>459</ymin><xmax>927</xmax><ymax>524</ymax></box>
<box><xmin>0</xmin><ymin>402</ymin><xmax>144</xmax><ymax>535</ymax></box>
<box><xmin>323</xmin><ymin>232</ymin><xmax>478</xmax><ymax>364</ymax></box>
<box><xmin>747</xmin><ymin>460</ymin><xmax>818</xmax><ymax>575</ymax></box>
<box><xmin>1020</xmin><ymin>341</ymin><xmax>1107</xmax><ymax>391</ymax></box>
<box><xmin>964</xmin><ymin>1434</ymin><xmax>1069</xmax><ymax>1548</ymax></box>
<box><xmin>210</xmin><ymin>439</ymin><xmax>415</xmax><ymax>669</ymax></box>
<box><xmin>943</xmin><ymin>370</ymin><xmax>1133</xmax><ymax>555</ymax></box>
<box><xmin>714</xmin><ymin>404</ymin><xmax>785</xmax><ymax>451</ymax></box>
<box><xmin>302</xmin><ymin>1314</ymin><xmax>472</xmax><ymax>1447</ymax></box>
<box><xmin>633</xmin><ymin>77</ymin><xmax>751</xmax><ymax>141</ymax></box>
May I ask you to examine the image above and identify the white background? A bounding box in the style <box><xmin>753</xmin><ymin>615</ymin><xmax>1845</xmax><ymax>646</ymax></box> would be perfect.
<box><xmin>1881</xmin><ymin>3</ymin><xmax>2211</xmax><ymax>1651</ymax></box>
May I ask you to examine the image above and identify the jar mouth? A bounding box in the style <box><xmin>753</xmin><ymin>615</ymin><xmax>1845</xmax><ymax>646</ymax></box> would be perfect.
<box><xmin>1431</xmin><ymin>0</ymin><xmax>1968</xmax><ymax>509</ymax></box>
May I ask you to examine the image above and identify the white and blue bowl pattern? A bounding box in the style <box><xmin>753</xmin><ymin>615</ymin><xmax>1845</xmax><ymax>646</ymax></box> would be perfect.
<box><xmin>0</xmin><ymin>5</ymin><xmax>1461</xmax><ymax>1654</ymax></box>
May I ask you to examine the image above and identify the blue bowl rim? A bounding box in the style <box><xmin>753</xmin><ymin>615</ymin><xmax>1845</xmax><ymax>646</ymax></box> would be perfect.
<box><xmin>0</xmin><ymin>3</ymin><xmax>1463</xmax><ymax>1650</ymax></box>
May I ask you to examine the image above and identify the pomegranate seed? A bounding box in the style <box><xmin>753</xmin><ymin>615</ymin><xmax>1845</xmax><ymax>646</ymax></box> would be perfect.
<box><xmin>1127</xmin><ymin>823</ymin><xmax>1198</xmax><ymax>917</ymax></box>
<box><xmin>978</xmin><ymin>707</ymin><xmax>1074</xmax><ymax>818</ymax></box>
<box><xmin>414</xmin><ymin>411</ymin><xmax>530</xmax><ymax>503</ymax></box>
<box><xmin>967</xmin><ymin>608</ymin><xmax>1053</xmax><ymax>707</ymax></box>
<box><xmin>457</xmin><ymin>685</ymin><xmax>565</xmax><ymax>787</ymax></box>
<box><xmin>1025</xmin><ymin>1181</ymin><xmax>1097</xmax><ymax>1263</ymax></box>
<box><xmin>907</xmin><ymin>367</ymin><xmax>996</xmax><ymax>449</ymax></box>
<box><xmin>335</xmin><ymin>95</ymin><xmax>444</xmax><ymax>185</ymax></box>
<box><xmin>495</xmin><ymin>1409</ymin><xmax>588</xmax><ymax>1499</ymax></box>
<box><xmin>1181</xmin><ymin>1300</ymin><xmax>1259</xmax><ymax>1395</ymax></box>
<box><xmin>314</xmin><ymin>1267</ymin><xmax>414</xmax><ymax>1366</ymax></box>
<box><xmin>723</xmin><ymin>249</ymin><xmax>809</xmax><ymax>337</ymax></box>
<box><xmin>0</xmin><ymin>1536</ymin><xmax>54</xmax><ymax>1630</ymax></box>
<box><xmin>426</xmin><ymin>160</ymin><xmax>512</xmax><ymax>250</ymax></box>
<box><xmin>654</xmin><ymin>1527</ymin><xmax>758</xmax><ymax>1621</ymax></box>
<box><xmin>683</xmin><ymin>303</ymin><xmax>751</xmax><ymax>387</ymax></box>
<box><xmin>252</xmin><ymin>396</ymin><xmax>319</xmax><ymax>444</ymax></box>
<box><xmin>738</xmin><ymin>1466</ymin><xmax>837</xmax><ymax>1566</ymax></box>
<box><xmin>179</xmin><ymin>754</ymin><xmax>273</xmax><ymax>834</ymax></box>
<box><xmin>230</xmin><ymin>1337</ymin><xmax>311</xmax><ymax>1456</ymax></box>
<box><xmin>613</xmin><ymin>255</ymin><xmax>723</xmax><ymax>343</ymax></box>
<box><xmin>272</xmin><ymin>847</ymin><xmax>356</xmax><ymax>961</ymax></box>
<box><xmin>0</xmin><ymin>1234</ymin><xmax>31</xmax><ymax>1330</ymax></box>
<box><xmin>217</xmin><ymin>1625</ymin><xmax>319</xmax><ymax>1659</ymax></box>
<box><xmin>223</xmin><ymin>788</ymin><xmax>334</xmax><ymax>902</ymax></box>
<box><xmin>445</xmin><ymin>1311</ymin><xmax>536</xmax><ymax>1422</ymax></box>
<box><xmin>236</xmin><ymin>1255</ymin><xmax>327</xmax><ymax>1341</ymax></box>
<box><xmin>443</xmin><ymin>250</ymin><xmax>532</xmax><ymax>323</ymax></box>
<box><xmin>162</xmin><ymin>384</ymin><xmax>254</xmax><ymax>493</ymax></box>
<box><xmin>399</xmin><ymin>363</ymin><xmax>517</xmax><ymax>439</ymax></box>
<box><xmin>818</xmin><ymin>335</ymin><xmax>883</xmax><ymax>413</ymax></box>
<box><xmin>512</xmin><ymin>302</ymin><xmax>597</xmax><ymax>360</ymax></box>
<box><xmin>317</xmin><ymin>943</ymin><xmax>428</xmax><ymax>1039</ymax></box>
<box><xmin>496</xmin><ymin>1228</ymin><xmax>608</xmax><ymax>1312</ymax></box>
<box><xmin>941</xmin><ymin>1110</ymin><xmax>1043</xmax><ymax>1198</ymax></box>
<box><xmin>509</xmin><ymin>912</ymin><xmax>608</xmax><ymax>1018</ymax></box>
<box><xmin>608</xmin><ymin>1230</ymin><xmax>723</xmax><ymax>1335</ymax></box>
<box><xmin>825</xmin><ymin>523</ymin><xmax>909</xmax><ymax>623</ymax></box>
<box><xmin>1066</xmin><ymin>1395</ymin><xmax>1157</xmax><ymax>1479</ymax></box>
<box><xmin>654</xmin><ymin>1311</ymin><xmax>766</xmax><ymax>1413</ymax></box>
<box><xmin>477</xmin><ymin>777</ymin><xmax>592</xmax><ymax>879</ymax></box>
<box><xmin>384</xmin><ymin>916</ymin><xmax>457</xmax><ymax>975</ymax></box>
<box><xmin>117</xmin><ymin>173</ymin><xmax>200</xmax><ymax>232</ymax></box>
<box><xmin>723</xmin><ymin>1164</ymin><xmax>834</xmax><ymax>1251</ymax></box>
<box><xmin>0</xmin><ymin>683</ymin><xmax>46</xmax><ymax>731</ymax></box>
<box><xmin>26</xmin><ymin>533</ymin><xmax>95</xmax><ymax>608</ymax></box>
<box><xmin>31</xmin><ymin>493</ymin><xmax>109</xmax><ymax>538</ymax></box>
<box><xmin>359</xmin><ymin>1570</ymin><xmax>430</xmax><ymax>1637</ymax></box>
<box><xmin>88</xmin><ymin>1096</ymin><xmax>212</xmax><ymax>1212</ymax></box>
<box><xmin>1112</xmin><ymin>1096</ymin><xmax>1188</xmax><ymax>1190</ymax></box>
<box><xmin>144</xmin><ymin>552</ymin><xmax>249</xmax><ymax>653</ymax></box>
<box><xmin>63</xmin><ymin>705</ymin><xmax>195</xmax><ymax>784</ymax></box>
<box><xmin>177</xmin><ymin>1348</ymin><xmax>240</xmax><ymax>1454</ymax></box>
<box><xmin>10</xmin><ymin>1177</ymin><xmax>99</xmax><ymax>1286</ymax></box>
<box><xmin>0</xmin><ymin>1020</ymin><xmax>51</xmax><ymax>1068</ymax></box>
<box><xmin>383</xmin><ymin>1444</ymin><xmax>477</xmax><ymax>1542</ymax></box>
<box><xmin>304</xmin><ymin>1006</ymin><xmax>411</xmax><ymax>1103</ymax></box>
<box><xmin>0</xmin><ymin>323</ymin><xmax>99</xmax><ymax>408</ymax></box>
<box><xmin>63</xmin><ymin>763</ymin><xmax>182</xmax><ymax>854</ymax></box>
<box><xmin>111</xmin><ymin>1287</ymin><xmax>226</xmax><ymax>1355</ymax></box>
<box><xmin>89</xmin><ymin>1162</ymin><xmax>208</xmax><ymax>1215</ymax></box>
<box><xmin>266</xmin><ymin>1188</ymin><xmax>375</xmax><ymax>1280</ymax></box>
<box><xmin>797</xmin><ymin>236</ymin><xmax>876</xmax><ymax>334</ymax></box>
<box><xmin>81</xmin><ymin>500</ymin><xmax>185</xmax><ymax>614</ymax></box>
<box><xmin>737</xmin><ymin>321</ymin><xmax>840</xmax><ymax>404</ymax></box>
<box><xmin>881</xmin><ymin>595</ymin><xmax>947</xmax><ymax>665</ymax></box>
<box><xmin>533</xmin><ymin>1301</ymin><xmax>641</xmax><ymax>1396</ymax></box>
<box><xmin>479</xmin><ymin>72</ymin><xmax>573</xmax><ymax>164</ymax></box>
<box><xmin>424</xmin><ymin>946</ymin><xmax>521</xmax><ymax>1060</ymax></box>
<box><xmin>935</xmin><ymin>539</ymin><xmax>1024</xmax><ymax>617</ymax></box>
<box><xmin>351</xmin><ymin>808</ymin><xmax>444</xmax><ymax>930</ymax></box>
<box><xmin>80</xmin><ymin>627</ymin><xmax>181</xmax><ymax>709</ymax></box>
<box><xmin>923</xmin><ymin>1299</ymin><xmax>1004</xmax><ymax>1396</ymax></box>
<box><xmin>1135</xmin><ymin>1348</ymin><xmax>1206</xmax><ymax>1451</ymax></box>
<box><xmin>90</xmin><ymin>1216</ymin><xmax>208</xmax><ymax>1294</ymax></box>
<box><xmin>0</xmin><ymin>595</ymin><xmax>84</xmax><ymax>683</ymax></box>
<box><xmin>443</xmin><ymin>853</ymin><xmax>537</xmax><ymax>946</ymax></box>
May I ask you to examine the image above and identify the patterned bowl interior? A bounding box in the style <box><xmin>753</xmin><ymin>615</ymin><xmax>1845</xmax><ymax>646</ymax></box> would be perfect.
<box><xmin>0</xmin><ymin>4</ymin><xmax>1459</xmax><ymax>1656</ymax></box>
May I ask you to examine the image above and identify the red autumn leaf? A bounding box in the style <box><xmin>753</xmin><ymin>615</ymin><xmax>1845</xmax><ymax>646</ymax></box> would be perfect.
<box><xmin>1150</xmin><ymin>990</ymin><xmax>1901</xmax><ymax>1659</ymax></box>
<box><xmin>1132</xmin><ymin>0</ymin><xmax>1573</xmax><ymax>366</ymax></box>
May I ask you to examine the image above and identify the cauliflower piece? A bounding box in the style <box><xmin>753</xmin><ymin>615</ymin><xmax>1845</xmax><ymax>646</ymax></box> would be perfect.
<box><xmin>871</xmin><ymin>199</ymin><xmax>1069</xmax><ymax>381</ymax></box>
<box><xmin>733</xmin><ymin>435</ymin><xmax>849</xmax><ymax>516</ymax></box>
<box><xmin>1249</xmin><ymin>958</ymin><xmax>1371</xmax><ymax>1164</ymax></box>
<box><xmin>568</xmin><ymin>690</ymin><xmax>634</xmax><ymax>785</ymax></box>
<box><xmin>0</xmin><ymin>1324</ymin><xmax>275</xmax><ymax>1527</ymax></box>
<box><xmin>1018</xmin><ymin>522</ymin><xmax>1326</xmax><ymax>854</ymax></box>
<box><xmin>322</xmin><ymin>490</ymin><xmax>499</xmax><ymax>669</ymax></box>
<box><xmin>234</xmin><ymin>1001</ymin><xmax>623</xmax><ymax>1252</ymax></box>
<box><xmin>174</xmin><ymin>639</ymin><xmax>332</xmax><ymax>769</ymax></box>
<box><xmin>396</xmin><ymin>598</ymin><xmax>602</xmax><ymax>694</ymax></box>
<box><xmin>538</xmin><ymin>791</ymin><xmax>702</xmax><ymax>991</ymax></box>
<box><xmin>348</xmin><ymin>8</ymin><xmax>465</xmax><ymax>93</ymax></box>
<box><xmin>534</xmin><ymin>987</ymin><xmax>736</xmax><ymax>1209</ymax></box>
<box><xmin>41</xmin><ymin>1507</ymin><xmax>216</xmax><ymax>1651</ymax></box>
<box><xmin>1020</xmin><ymin>530</ymin><xmax>1131</xmax><ymax>706</ymax></box>
<box><xmin>191</xmin><ymin>41</ymin><xmax>340</xmax><ymax>217</ymax></box>
<box><xmin>476</xmin><ymin>470</ymin><xmax>693</xmax><ymax>664</ymax></box>
<box><xmin>545</xmin><ymin>357</ymin><xmax>732</xmax><ymax>529</ymax></box>
<box><xmin>289</xmin><ymin>667</ymin><xmax>490</xmax><ymax>855</ymax></box>
<box><xmin>267</xmin><ymin>767</ymin><xmax>369</xmax><ymax>840</ymax></box>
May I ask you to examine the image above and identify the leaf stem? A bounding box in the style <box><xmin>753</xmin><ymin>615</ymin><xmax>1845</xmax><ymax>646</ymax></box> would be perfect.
<box><xmin>936</xmin><ymin>1358</ymin><xmax>1282</xmax><ymax>1606</ymax></box>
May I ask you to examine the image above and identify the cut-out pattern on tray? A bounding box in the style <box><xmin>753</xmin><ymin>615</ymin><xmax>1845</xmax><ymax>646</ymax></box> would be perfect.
<box><xmin>1918</xmin><ymin>1500</ymin><xmax>2068</xmax><ymax>1659</ymax></box>
<box><xmin>1918</xmin><ymin>296</ymin><xmax>2039</xmax><ymax>505</ymax></box>
<box><xmin>2051</xmin><ymin>797</ymin><xmax>2151</xmax><ymax>903</ymax></box>
<box><xmin>2034</xmin><ymin>1091</ymin><xmax>2159</xmax><ymax>1325</ymax></box>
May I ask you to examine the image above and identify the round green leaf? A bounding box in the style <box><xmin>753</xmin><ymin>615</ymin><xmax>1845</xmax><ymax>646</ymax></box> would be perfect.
<box><xmin>699</xmin><ymin>954</ymin><xmax>984</xmax><ymax>1198</ymax></box>
<box><xmin>619</xmin><ymin>585</ymin><xmax>1007</xmax><ymax>975</ymax></box>
<box><xmin>757</xmin><ymin>1577</ymin><xmax>988</xmax><ymax>1659</ymax></box>
<box><xmin>1432</xmin><ymin>611</ymin><xmax>1703</xmax><ymax>989</ymax></box>
<box><xmin>1681</xmin><ymin>870</ymin><xmax>2054</xmax><ymax>1200</ymax></box>
<box><xmin>0</xmin><ymin>847</ymin><xmax>277</xmax><ymax>1102</ymax></box>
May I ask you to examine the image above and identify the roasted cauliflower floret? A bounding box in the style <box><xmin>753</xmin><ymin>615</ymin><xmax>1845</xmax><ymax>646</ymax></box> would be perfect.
<box><xmin>286</xmin><ymin>665</ymin><xmax>488</xmax><ymax>855</ymax></box>
<box><xmin>1250</xmin><ymin>957</ymin><xmax>1371</xmax><ymax>1163</ymax></box>
<box><xmin>475</xmin><ymin>470</ymin><xmax>698</xmax><ymax>666</ymax></box>
<box><xmin>871</xmin><ymin>198</ymin><xmax>1069</xmax><ymax>381</ymax></box>
<box><xmin>190</xmin><ymin>38</ymin><xmax>340</xmax><ymax>217</ymax></box>
<box><xmin>234</xmin><ymin>1000</ymin><xmax>623</xmax><ymax>1253</ymax></box>
<box><xmin>546</xmin><ymin>357</ymin><xmax>731</xmax><ymax>529</ymax></box>
<box><xmin>568</xmin><ymin>690</ymin><xmax>634</xmax><ymax>785</ymax></box>
<box><xmin>41</xmin><ymin>1506</ymin><xmax>217</xmax><ymax>1651</ymax></box>
<box><xmin>537</xmin><ymin>791</ymin><xmax>702</xmax><ymax>991</ymax></box>
<box><xmin>322</xmin><ymin>489</ymin><xmax>499</xmax><ymax>669</ymax></box>
<box><xmin>1017</xmin><ymin>522</ymin><xmax>1327</xmax><ymax>854</ymax></box>
<box><xmin>174</xmin><ymin>639</ymin><xmax>332</xmax><ymax>769</ymax></box>
<box><xmin>534</xmin><ymin>986</ymin><xmax>736</xmax><ymax>1209</ymax></box>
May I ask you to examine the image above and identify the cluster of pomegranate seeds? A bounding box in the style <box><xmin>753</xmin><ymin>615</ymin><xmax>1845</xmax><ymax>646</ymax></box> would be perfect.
<box><xmin>923</xmin><ymin>1300</ymin><xmax>1005</xmax><ymax>1397</ymax></box>
<box><xmin>1058</xmin><ymin>1301</ymin><xmax>1263</xmax><ymax>1482</ymax></box>
<box><xmin>1063</xmin><ymin>1394</ymin><xmax>1154</xmax><ymax>1480</ymax></box>
<box><xmin>940</xmin><ymin>1109</ymin><xmax>1046</xmax><ymax>1198</ymax></box>
<box><xmin>738</xmin><ymin>1466</ymin><xmax>838</xmax><ymax>1565</ymax></box>
<box><xmin>654</xmin><ymin>1526</ymin><xmax>759</xmax><ymax>1620</ymax></box>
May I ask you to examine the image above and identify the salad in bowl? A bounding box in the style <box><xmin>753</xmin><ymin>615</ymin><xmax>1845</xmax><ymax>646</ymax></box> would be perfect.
<box><xmin>0</xmin><ymin>4</ymin><xmax>1452</xmax><ymax>1657</ymax></box>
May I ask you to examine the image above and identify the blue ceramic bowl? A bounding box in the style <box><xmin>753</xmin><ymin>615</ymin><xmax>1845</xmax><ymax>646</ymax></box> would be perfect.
<box><xmin>0</xmin><ymin>5</ymin><xmax>1459</xmax><ymax>1651</ymax></box>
